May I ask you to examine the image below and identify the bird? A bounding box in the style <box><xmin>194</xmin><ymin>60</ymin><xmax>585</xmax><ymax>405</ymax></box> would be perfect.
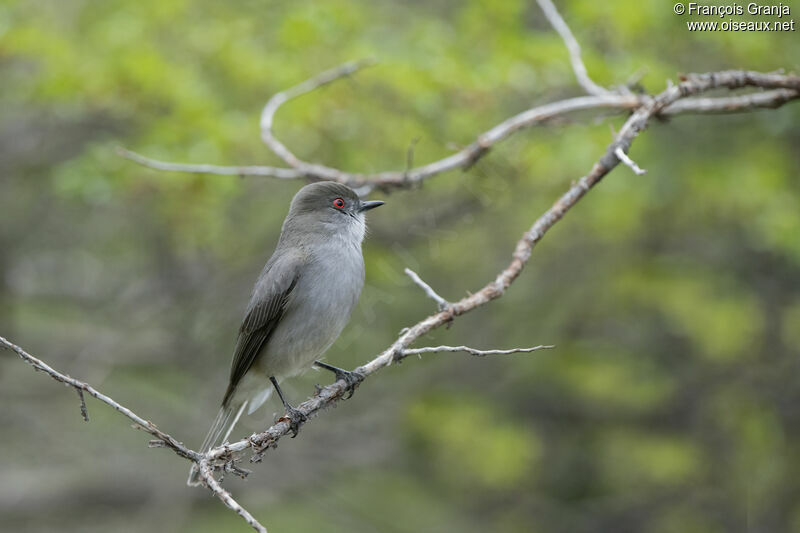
<box><xmin>187</xmin><ymin>181</ymin><xmax>383</xmax><ymax>485</ymax></box>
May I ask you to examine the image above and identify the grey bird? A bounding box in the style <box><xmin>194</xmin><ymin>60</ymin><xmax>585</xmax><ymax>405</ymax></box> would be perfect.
<box><xmin>188</xmin><ymin>181</ymin><xmax>383</xmax><ymax>485</ymax></box>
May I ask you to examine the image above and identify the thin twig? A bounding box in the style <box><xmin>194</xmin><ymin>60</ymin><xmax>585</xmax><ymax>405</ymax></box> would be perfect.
<box><xmin>198</xmin><ymin>461</ymin><xmax>267</xmax><ymax>533</ymax></box>
<box><xmin>404</xmin><ymin>345</ymin><xmax>554</xmax><ymax>356</ymax></box>
<box><xmin>536</xmin><ymin>0</ymin><xmax>610</xmax><ymax>96</ymax></box>
<box><xmin>260</xmin><ymin>59</ymin><xmax>377</xmax><ymax>177</ymax></box>
<box><xmin>660</xmin><ymin>88</ymin><xmax>799</xmax><ymax>115</ymax></box>
<box><xmin>404</xmin><ymin>268</ymin><xmax>451</xmax><ymax>310</ymax></box>
<box><xmin>117</xmin><ymin>147</ymin><xmax>305</xmax><ymax>179</ymax></box>
<box><xmin>614</xmin><ymin>147</ymin><xmax>647</xmax><ymax>175</ymax></box>
<box><xmin>0</xmin><ymin>335</ymin><xmax>197</xmax><ymax>461</ymax></box>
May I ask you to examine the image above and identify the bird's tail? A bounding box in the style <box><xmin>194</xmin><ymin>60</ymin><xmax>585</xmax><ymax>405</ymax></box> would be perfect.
<box><xmin>187</xmin><ymin>400</ymin><xmax>248</xmax><ymax>486</ymax></box>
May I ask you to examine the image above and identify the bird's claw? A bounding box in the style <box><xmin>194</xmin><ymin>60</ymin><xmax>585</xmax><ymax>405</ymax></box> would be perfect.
<box><xmin>280</xmin><ymin>405</ymin><xmax>307</xmax><ymax>438</ymax></box>
<box><xmin>314</xmin><ymin>360</ymin><xmax>364</xmax><ymax>399</ymax></box>
<box><xmin>339</xmin><ymin>369</ymin><xmax>364</xmax><ymax>399</ymax></box>
<box><xmin>269</xmin><ymin>375</ymin><xmax>306</xmax><ymax>437</ymax></box>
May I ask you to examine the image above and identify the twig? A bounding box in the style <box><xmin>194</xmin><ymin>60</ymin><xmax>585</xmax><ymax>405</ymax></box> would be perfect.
<box><xmin>122</xmin><ymin>93</ymin><xmax>643</xmax><ymax>188</ymax></box>
<box><xmin>404</xmin><ymin>268</ymin><xmax>451</xmax><ymax>311</ymax></box>
<box><xmin>403</xmin><ymin>345</ymin><xmax>554</xmax><ymax>356</ymax></box>
<box><xmin>0</xmin><ymin>335</ymin><xmax>198</xmax><ymax>461</ymax></box>
<box><xmin>535</xmin><ymin>0</ymin><xmax>610</xmax><ymax>96</ymax></box>
<box><xmin>614</xmin><ymin>146</ymin><xmax>647</xmax><ymax>175</ymax></box>
<box><xmin>259</xmin><ymin>59</ymin><xmax>377</xmax><ymax>180</ymax></box>
<box><xmin>259</xmin><ymin>78</ymin><xmax>644</xmax><ymax>189</ymax></box>
<box><xmin>660</xmin><ymin>88</ymin><xmax>799</xmax><ymax>115</ymax></box>
<box><xmin>117</xmin><ymin>147</ymin><xmax>305</xmax><ymax>179</ymax></box>
<box><xmin>197</xmin><ymin>460</ymin><xmax>267</xmax><ymax>533</ymax></box>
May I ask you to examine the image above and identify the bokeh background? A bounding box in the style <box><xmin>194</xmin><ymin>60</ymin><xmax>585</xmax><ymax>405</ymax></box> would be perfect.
<box><xmin>2</xmin><ymin>1</ymin><xmax>800</xmax><ymax>532</ymax></box>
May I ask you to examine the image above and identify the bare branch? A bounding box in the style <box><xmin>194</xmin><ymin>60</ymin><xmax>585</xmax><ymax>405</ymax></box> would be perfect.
<box><xmin>203</xmin><ymin>70</ymin><xmax>800</xmax><ymax>469</ymax></box>
<box><xmin>259</xmin><ymin>59</ymin><xmax>377</xmax><ymax>178</ymax></box>
<box><xmin>197</xmin><ymin>460</ymin><xmax>267</xmax><ymax>533</ymax></box>
<box><xmin>0</xmin><ymin>335</ymin><xmax>198</xmax><ymax>462</ymax></box>
<box><xmin>614</xmin><ymin>146</ymin><xmax>647</xmax><ymax>175</ymax></box>
<box><xmin>120</xmin><ymin>66</ymin><xmax>798</xmax><ymax>191</ymax></box>
<box><xmin>117</xmin><ymin>147</ymin><xmax>305</xmax><ymax>179</ymax></box>
<box><xmin>2</xmin><ymin>334</ymin><xmax>266</xmax><ymax>532</ymax></box>
<box><xmin>258</xmin><ymin>75</ymin><xmax>643</xmax><ymax>189</ymax></box>
<box><xmin>535</xmin><ymin>0</ymin><xmax>610</xmax><ymax>96</ymax></box>
<box><xmin>123</xmin><ymin>92</ymin><xmax>643</xmax><ymax>188</ymax></box>
<box><xmin>404</xmin><ymin>268</ymin><xmax>450</xmax><ymax>310</ymax></box>
<box><xmin>404</xmin><ymin>345</ymin><xmax>554</xmax><ymax>357</ymax></box>
<box><xmin>661</xmin><ymin>88</ymin><xmax>799</xmax><ymax>115</ymax></box>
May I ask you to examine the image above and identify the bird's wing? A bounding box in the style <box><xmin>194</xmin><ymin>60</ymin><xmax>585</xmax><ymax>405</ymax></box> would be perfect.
<box><xmin>222</xmin><ymin>251</ymin><xmax>302</xmax><ymax>406</ymax></box>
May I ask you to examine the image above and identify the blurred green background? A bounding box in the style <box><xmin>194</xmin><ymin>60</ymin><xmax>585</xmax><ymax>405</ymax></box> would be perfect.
<box><xmin>2</xmin><ymin>0</ymin><xmax>799</xmax><ymax>532</ymax></box>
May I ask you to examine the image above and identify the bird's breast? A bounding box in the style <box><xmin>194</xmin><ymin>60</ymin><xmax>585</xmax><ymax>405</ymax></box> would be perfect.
<box><xmin>258</xmin><ymin>241</ymin><xmax>364</xmax><ymax>377</ymax></box>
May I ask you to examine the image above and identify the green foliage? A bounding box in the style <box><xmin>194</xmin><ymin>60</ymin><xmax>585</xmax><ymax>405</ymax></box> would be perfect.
<box><xmin>598</xmin><ymin>429</ymin><xmax>702</xmax><ymax>488</ymax></box>
<box><xmin>617</xmin><ymin>268</ymin><xmax>763</xmax><ymax>361</ymax></box>
<box><xmin>407</xmin><ymin>394</ymin><xmax>542</xmax><ymax>490</ymax></box>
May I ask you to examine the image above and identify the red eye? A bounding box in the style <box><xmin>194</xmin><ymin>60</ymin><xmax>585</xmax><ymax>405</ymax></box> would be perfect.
<box><xmin>333</xmin><ymin>198</ymin><xmax>345</xmax><ymax>209</ymax></box>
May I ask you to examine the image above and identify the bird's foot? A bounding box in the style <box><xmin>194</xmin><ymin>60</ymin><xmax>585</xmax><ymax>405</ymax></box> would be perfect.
<box><xmin>314</xmin><ymin>360</ymin><xmax>364</xmax><ymax>399</ymax></box>
<box><xmin>280</xmin><ymin>404</ymin><xmax>307</xmax><ymax>438</ymax></box>
<box><xmin>270</xmin><ymin>375</ymin><xmax>307</xmax><ymax>437</ymax></box>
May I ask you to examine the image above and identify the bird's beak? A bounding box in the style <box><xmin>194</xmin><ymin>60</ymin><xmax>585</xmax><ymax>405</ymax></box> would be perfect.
<box><xmin>359</xmin><ymin>200</ymin><xmax>384</xmax><ymax>212</ymax></box>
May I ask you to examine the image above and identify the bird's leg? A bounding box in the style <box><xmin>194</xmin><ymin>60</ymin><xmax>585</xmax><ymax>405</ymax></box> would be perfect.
<box><xmin>269</xmin><ymin>376</ymin><xmax>306</xmax><ymax>437</ymax></box>
<box><xmin>313</xmin><ymin>361</ymin><xmax>364</xmax><ymax>399</ymax></box>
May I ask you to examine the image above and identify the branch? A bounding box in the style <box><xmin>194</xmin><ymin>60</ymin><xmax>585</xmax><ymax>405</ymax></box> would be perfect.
<box><xmin>614</xmin><ymin>146</ymin><xmax>647</xmax><ymax>175</ymax></box>
<box><xmin>2</xmin><ymin>334</ymin><xmax>266</xmax><ymax>532</ymax></box>
<box><xmin>404</xmin><ymin>268</ymin><xmax>451</xmax><ymax>311</ymax></box>
<box><xmin>258</xmin><ymin>58</ymin><xmax>377</xmax><ymax>182</ymax></box>
<box><xmin>0</xmin><ymin>335</ymin><xmax>197</xmax><ymax>461</ymax></box>
<box><xmin>119</xmin><ymin>81</ymin><xmax>797</xmax><ymax>191</ymax></box>
<box><xmin>116</xmin><ymin>147</ymin><xmax>305</xmax><ymax>179</ymax></box>
<box><xmin>118</xmin><ymin>0</ymin><xmax>800</xmax><ymax>194</ymax></box>
<box><xmin>535</xmin><ymin>0</ymin><xmax>611</xmax><ymax>96</ymax></box>
<box><xmin>203</xmin><ymin>69</ymin><xmax>800</xmax><ymax>471</ymax></box>
<box><xmin>121</xmin><ymin>93</ymin><xmax>642</xmax><ymax>190</ymax></box>
<box><xmin>403</xmin><ymin>345</ymin><xmax>554</xmax><ymax>356</ymax></box>
<box><xmin>660</xmin><ymin>88</ymin><xmax>799</xmax><ymax>115</ymax></box>
<box><xmin>198</xmin><ymin>461</ymin><xmax>268</xmax><ymax>533</ymax></box>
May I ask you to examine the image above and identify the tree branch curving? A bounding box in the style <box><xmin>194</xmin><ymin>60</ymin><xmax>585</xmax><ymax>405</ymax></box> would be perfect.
<box><xmin>119</xmin><ymin>79</ymin><xmax>797</xmax><ymax>192</ymax></box>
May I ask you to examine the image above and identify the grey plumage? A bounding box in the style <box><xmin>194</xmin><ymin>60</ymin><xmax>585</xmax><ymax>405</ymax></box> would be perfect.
<box><xmin>188</xmin><ymin>182</ymin><xmax>382</xmax><ymax>485</ymax></box>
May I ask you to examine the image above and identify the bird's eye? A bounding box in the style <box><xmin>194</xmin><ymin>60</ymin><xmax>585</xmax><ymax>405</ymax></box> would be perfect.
<box><xmin>333</xmin><ymin>198</ymin><xmax>345</xmax><ymax>209</ymax></box>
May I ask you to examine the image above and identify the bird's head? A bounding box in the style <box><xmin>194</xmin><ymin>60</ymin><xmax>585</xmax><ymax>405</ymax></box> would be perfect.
<box><xmin>283</xmin><ymin>181</ymin><xmax>383</xmax><ymax>243</ymax></box>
